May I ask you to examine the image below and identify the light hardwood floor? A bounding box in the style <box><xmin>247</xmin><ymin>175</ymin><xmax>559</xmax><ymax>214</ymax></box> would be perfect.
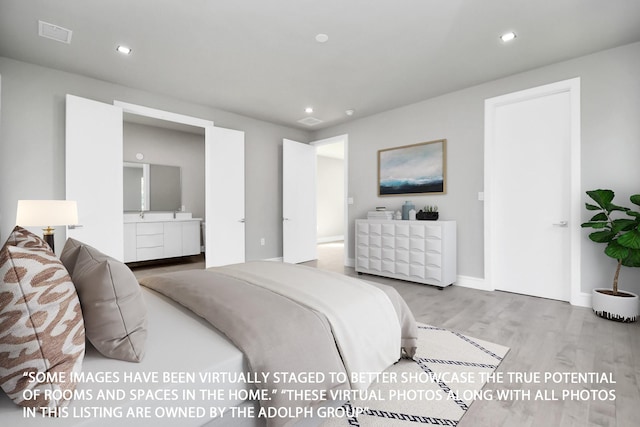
<box><xmin>132</xmin><ymin>243</ymin><xmax>640</xmax><ymax>427</ymax></box>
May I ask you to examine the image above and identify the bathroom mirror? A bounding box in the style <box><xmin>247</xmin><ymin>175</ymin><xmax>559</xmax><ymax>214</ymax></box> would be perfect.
<box><xmin>123</xmin><ymin>162</ymin><xmax>182</xmax><ymax>211</ymax></box>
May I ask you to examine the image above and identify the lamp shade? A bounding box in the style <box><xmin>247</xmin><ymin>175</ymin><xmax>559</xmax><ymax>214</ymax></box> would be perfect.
<box><xmin>16</xmin><ymin>200</ymin><xmax>79</xmax><ymax>227</ymax></box>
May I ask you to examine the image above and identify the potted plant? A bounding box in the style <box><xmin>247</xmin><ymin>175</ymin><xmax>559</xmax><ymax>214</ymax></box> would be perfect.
<box><xmin>417</xmin><ymin>205</ymin><xmax>439</xmax><ymax>220</ymax></box>
<box><xmin>581</xmin><ymin>189</ymin><xmax>640</xmax><ymax>322</ymax></box>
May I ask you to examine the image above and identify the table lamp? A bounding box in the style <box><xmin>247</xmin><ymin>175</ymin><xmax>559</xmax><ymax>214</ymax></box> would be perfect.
<box><xmin>16</xmin><ymin>200</ymin><xmax>79</xmax><ymax>252</ymax></box>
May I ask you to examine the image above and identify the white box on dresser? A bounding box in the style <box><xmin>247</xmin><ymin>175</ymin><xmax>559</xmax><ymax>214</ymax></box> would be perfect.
<box><xmin>355</xmin><ymin>219</ymin><xmax>456</xmax><ymax>288</ymax></box>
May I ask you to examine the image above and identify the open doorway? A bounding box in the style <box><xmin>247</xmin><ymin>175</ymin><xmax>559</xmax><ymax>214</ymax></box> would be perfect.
<box><xmin>313</xmin><ymin>135</ymin><xmax>348</xmax><ymax>270</ymax></box>
<box><xmin>122</xmin><ymin>114</ymin><xmax>206</xmax><ymax>269</ymax></box>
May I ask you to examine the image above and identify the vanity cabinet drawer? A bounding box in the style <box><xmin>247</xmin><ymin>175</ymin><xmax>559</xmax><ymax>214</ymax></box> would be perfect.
<box><xmin>137</xmin><ymin>233</ymin><xmax>163</xmax><ymax>248</ymax></box>
<box><xmin>137</xmin><ymin>222</ymin><xmax>164</xmax><ymax>235</ymax></box>
<box><xmin>137</xmin><ymin>246</ymin><xmax>164</xmax><ymax>261</ymax></box>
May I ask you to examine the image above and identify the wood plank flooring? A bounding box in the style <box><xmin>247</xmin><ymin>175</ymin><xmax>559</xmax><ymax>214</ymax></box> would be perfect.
<box><xmin>131</xmin><ymin>243</ymin><xmax>640</xmax><ymax>427</ymax></box>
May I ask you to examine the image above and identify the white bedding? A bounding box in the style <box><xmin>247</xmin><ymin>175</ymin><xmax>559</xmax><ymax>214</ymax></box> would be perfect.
<box><xmin>217</xmin><ymin>262</ymin><xmax>403</xmax><ymax>391</ymax></box>
<box><xmin>0</xmin><ymin>287</ymin><xmax>250</xmax><ymax>427</ymax></box>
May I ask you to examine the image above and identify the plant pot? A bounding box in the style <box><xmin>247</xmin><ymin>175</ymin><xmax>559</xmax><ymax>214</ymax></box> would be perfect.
<box><xmin>592</xmin><ymin>288</ymin><xmax>639</xmax><ymax>323</ymax></box>
<box><xmin>417</xmin><ymin>211</ymin><xmax>439</xmax><ymax>220</ymax></box>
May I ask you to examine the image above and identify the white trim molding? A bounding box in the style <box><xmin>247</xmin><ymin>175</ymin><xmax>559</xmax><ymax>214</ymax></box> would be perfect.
<box><xmin>318</xmin><ymin>235</ymin><xmax>344</xmax><ymax>244</ymax></box>
<box><xmin>114</xmin><ymin>100</ymin><xmax>213</xmax><ymax>128</ymax></box>
<box><xmin>454</xmin><ymin>275</ymin><xmax>490</xmax><ymax>291</ymax></box>
<box><xmin>573</xmin><ymin>292</ymin><xmax>592</xmax><ymax>308</ymax></box>
<box><xmin>454</xmin><ymin>275</ymin><xmax>592</xmax><ymax>307</ymax></box>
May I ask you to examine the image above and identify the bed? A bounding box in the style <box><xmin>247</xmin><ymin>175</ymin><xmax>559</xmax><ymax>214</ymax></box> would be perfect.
<box><xmin>0</xmin><ymin>229</ymin><xmax>417</xmax><ymax>427</ymax></box>
<box><xmin>0</xmin><ymin>286</ymin><xmax>255</xmax><ymax>427</ymax></box>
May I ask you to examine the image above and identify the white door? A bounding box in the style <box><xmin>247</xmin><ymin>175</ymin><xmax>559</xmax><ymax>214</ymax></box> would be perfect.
<box><xmin>283</xmin><ymin>139</ymin><xmax>317</xmax><ymax>264</ymax></box>
<box><xmin>66</xmin><ymin>95</ymin><xmax>124</xmax><ymax>260</ymax></box>
<box><xmin>485</xmin><ymin>79</ymin><xmax>580</xmax><ymax>302</ymax></box>
<box><xmin>207</xmin><ymin>126</ymin><xmax>245</xmax><ymax>267</ymax></box>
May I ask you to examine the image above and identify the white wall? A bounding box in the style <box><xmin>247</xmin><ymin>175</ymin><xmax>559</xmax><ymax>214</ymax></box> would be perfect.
<box><xmin>317</xmin><ymin>155</ymin><xmax>344</xmax><ymax>241</ymax></box>
<box><xmin>314</xmin><ymin>41</ymin><xmax>640</xmax><ymax>295</ymax></box>
<box><xmin>0</xmin><ymin>57</ymin><xmax>312</xmax><ymax>260</ymax></box>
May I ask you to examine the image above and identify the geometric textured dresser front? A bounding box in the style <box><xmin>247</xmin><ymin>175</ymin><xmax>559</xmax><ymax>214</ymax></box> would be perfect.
<box><xmin>355</xmin><ymin>219</ymin><xmax>457</xmax><ymax>288</ymax></box>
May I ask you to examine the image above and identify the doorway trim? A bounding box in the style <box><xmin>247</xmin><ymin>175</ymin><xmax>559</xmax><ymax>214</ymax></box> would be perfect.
<box><xmin>484</xmin><ymin>78</ymin><xmax>587</xmax><ymax>307</ymax></box>
<box><xmin>311</xmin><ymin>134</ymin><xmax>349</xmax><ymax>267</ymax></box>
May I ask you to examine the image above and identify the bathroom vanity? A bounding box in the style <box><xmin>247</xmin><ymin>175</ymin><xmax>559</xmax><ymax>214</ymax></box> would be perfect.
<box><xmin>123</xmin><ymin>212</ymin><xmax>201</xmax><ymax>263</ymax></box>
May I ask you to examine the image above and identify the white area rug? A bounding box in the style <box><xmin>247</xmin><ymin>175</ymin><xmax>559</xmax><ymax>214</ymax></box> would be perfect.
<box><xmin>320</xmin><ymin>324</ymin><xmax>509</xmax><ymax>426</ymax></box>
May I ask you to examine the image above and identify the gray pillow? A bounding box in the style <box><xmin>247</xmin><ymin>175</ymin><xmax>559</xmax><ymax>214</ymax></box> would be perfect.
<box><xmin>61</xmin><ymin>238</ymin><xmax>147</xmax><ymax>362</ymax></box>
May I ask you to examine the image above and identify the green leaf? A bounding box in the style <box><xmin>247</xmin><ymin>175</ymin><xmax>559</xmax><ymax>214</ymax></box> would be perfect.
<box><xmin>605</xmin><ymin>240</ymin><xmax>629</xmax><ymax>260</ymax></box>
<box><xmin>621</xmin><ymin>248</ymin><xmax>640</xmax><ymax>268</ymax></box>
<box><xmin>586</xmin><ymin>189</ymin><xmax>614</xmax><ymax>210</ymax></box>
<box><xmin>609</xmin><ymin>204</ymin><xmax>629</xmax><ymax>213</ymax></box>
<box><xmin>589</xmin><ymin>230</ymin><xmax>616</xmax><ymax>243</ymax></box>
<box><xmin>630</xmin><ymin>194</ymin><xmax>640</xmax><ymax>207</ymax></box>
<box><xmin>626</xmin><ymin>211</ymin><xmax>640</xmax><ymax>219</ymax></box>
<box><xmin>618</xmin><ymin>229</ymin><xmax>640</xmax><ymax>249</ymax></box>
<box><xmin>589</xmin><ymin>212</ymin><xmax>608</xmax><ymax>222</ymax></box>
<box><xmin>585</xmin><ymin>203</ymin><xmax>601</xmax><ymax>211</ymax></box>
<box><xmin>612</xmin><ymin>218</ymin><xmax>638</xmax><ymax>233</ymax></box>
<box><xmin>581</xmin><ymin>221</ymin><xmax>607</xmax><ymax>229</ymax></box>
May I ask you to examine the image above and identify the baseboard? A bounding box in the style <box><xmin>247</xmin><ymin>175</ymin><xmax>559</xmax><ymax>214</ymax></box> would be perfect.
<box><xmin>455</xmin><ymin>275</ymin><xmax>491</xmax><ymax>291</ymax></box>
<box><xmin>317</xmin><ymin>235</ymin><xmax>344</xmax><ymax>244</ymax></box>
<box><xmin>264</xmin><ymin>257</ymin><xmax>283</xmax><ymax>262</ymax></box>
<box><xmin>346</xmin><ymin>257</ymin><xmax>355</xmax><ymax>268</ymax></box>
<box><xmin>571</xmin><ymin>292</ymin><xmax>592</xmax><ymax>308</ymax></box>
<box><xmin>455</xmin><ymin>275</ymin><xmax>593</xmax><ymax>308</ymax></box>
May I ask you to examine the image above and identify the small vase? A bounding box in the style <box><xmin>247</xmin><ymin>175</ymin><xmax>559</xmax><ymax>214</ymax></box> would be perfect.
<box><xmin>401</xmin><ymin>201</ymin><xmax>415</xmax><ymax>220</ymax></box>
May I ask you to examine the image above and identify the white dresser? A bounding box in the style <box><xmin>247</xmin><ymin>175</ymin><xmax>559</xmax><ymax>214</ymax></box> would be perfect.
<box><xmin>355</xmin><ymin>219</ymin><xmax>456</xmax><ymax>288</ymax></box>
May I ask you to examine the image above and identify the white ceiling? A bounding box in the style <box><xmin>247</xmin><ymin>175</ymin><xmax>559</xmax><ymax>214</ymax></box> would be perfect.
<box><xmin>1</xmin><ymin>0</ymin><xmax>640</xmax><ymax>130</ymax></box>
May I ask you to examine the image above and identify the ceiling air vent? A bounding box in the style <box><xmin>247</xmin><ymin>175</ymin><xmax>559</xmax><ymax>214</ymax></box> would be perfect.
<box><xmin>38</xmin><ymin>20</ymin><xmax>73</xmax><ymax>44</ymax></box>
<box><xmin>297</xmin><ymin>116</ymin><xmax>323</xmax><ymax>126</ymax></box>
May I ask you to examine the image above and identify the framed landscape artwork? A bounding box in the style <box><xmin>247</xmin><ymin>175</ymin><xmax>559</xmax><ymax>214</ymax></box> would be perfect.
<box><xmin>378</xmin><ymin>139</ymin><xmax>446</xmax><ymax>196</ymax></box>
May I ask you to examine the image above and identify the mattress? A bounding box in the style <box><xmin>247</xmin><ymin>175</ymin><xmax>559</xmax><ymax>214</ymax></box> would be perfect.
<box><xmin>0</xmin><ymin>287</ymin><xmax>251</xmax><ymax>427</ymax></box>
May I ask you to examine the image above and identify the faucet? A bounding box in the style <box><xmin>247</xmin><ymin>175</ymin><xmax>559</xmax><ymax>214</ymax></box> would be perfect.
<box><xmin>139</xmin><ymin>210</ymin><xmax>145</xmax><ymax>219</ymax></box>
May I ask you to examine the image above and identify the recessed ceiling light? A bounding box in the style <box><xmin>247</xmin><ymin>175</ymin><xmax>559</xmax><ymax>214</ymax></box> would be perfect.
<box><xmin>315</xmin><ymin>33</ymin><xmax>329</xmax><ymax>43</ymax></box>
<box><xmin>500</xmin><ymin>32</ymin><xmax>517</xmax><ymax>43</ymax></box>
<box><xmin>305</xmin><ymin>107</ymin><xmax>314</xmax><ymax>113</ymax></box>
<box><xmin>345</xmin><ymin>109</ymin><xmax>355</xmax><ymax>116</ymax></box>
<box><xmin>116</xmin><ymin>45</ymin><xmax>132</xmax><ymax>55</ymax></box>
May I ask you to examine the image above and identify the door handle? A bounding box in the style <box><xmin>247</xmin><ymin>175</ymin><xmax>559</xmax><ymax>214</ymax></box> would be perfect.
<box><xmin>552</xmin><ymin>221</ymin><xmax>568</xmax><ymax>227</ymax></box>
<box><xmin>239</xmin><ymin>218</ymin><xmax>245</xmax><ymax>223</ymax></box>
<box><xmin>283</xmin><ymin>218</ymin><xmax>290</xmax><ymax>221</ymax></box>
<box><xmin>67</xmin><ymin>224</ymin><xmax>83</xmax><ymax>229</ymax></box>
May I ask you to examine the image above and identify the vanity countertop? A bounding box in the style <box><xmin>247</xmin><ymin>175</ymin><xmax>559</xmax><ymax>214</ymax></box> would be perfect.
<box><xmin>123</xmin><ymin>212</ymin><xmax>203</xmax><ymax>223</ymax></box>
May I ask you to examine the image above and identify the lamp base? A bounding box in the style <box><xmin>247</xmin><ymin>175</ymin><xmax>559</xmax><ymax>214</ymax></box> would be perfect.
<box><xmin>42</xmin><ymin>227</ymin><xmax>55</xmax><ymax>252</ymax></box>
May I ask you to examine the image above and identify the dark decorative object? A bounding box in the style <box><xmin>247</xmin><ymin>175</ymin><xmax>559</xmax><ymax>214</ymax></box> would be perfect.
<box><xmin>417</xmin><ymin>205</ymin><xmax>439</xmax><ymax>220</ymax></box>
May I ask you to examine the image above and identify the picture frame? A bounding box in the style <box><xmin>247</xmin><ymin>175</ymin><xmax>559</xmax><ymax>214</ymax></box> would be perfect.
<box><xmin>378</xmin><ymin>139</ymin><xmax>446</xmax><ymax>196</ymax></box>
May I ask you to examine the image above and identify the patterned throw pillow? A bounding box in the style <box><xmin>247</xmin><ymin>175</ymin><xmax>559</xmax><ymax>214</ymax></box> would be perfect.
<box><xmin>5</xmin><ymin>225</ymin><xmax>53</xmax><ymax>253</ymax></box>
<box><xmin>0</xmin><ymin>240</ymin><xmax>85</xmax><ymax>409</ymax></box>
